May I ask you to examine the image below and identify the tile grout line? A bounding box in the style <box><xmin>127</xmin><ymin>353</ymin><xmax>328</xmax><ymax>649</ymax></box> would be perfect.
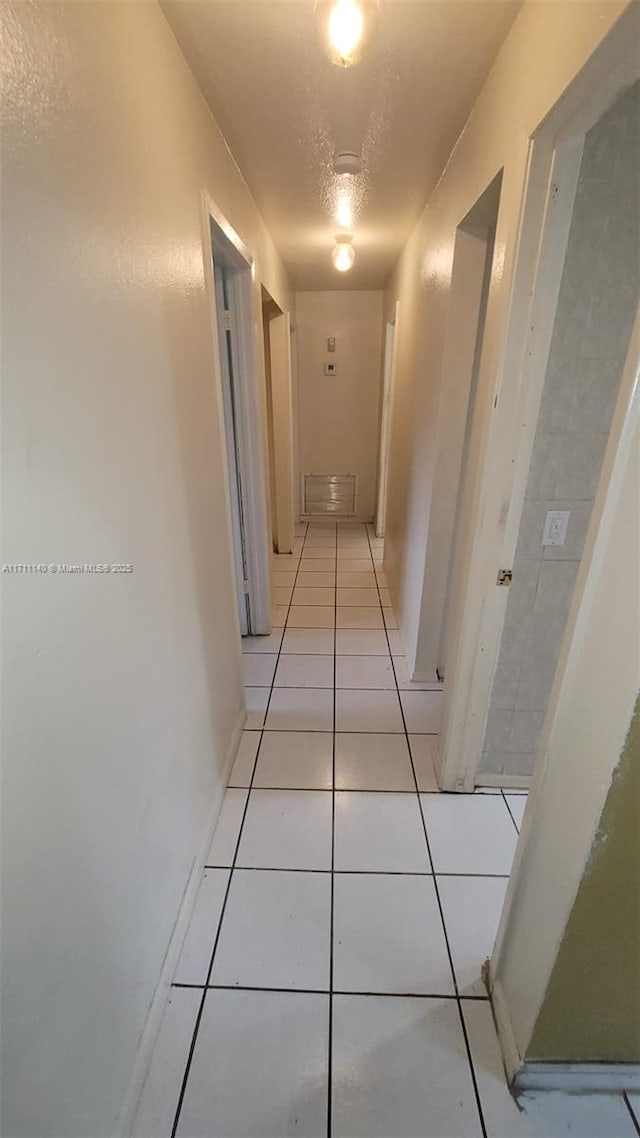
<box><xmin>201</xmin><ymin>865</ymin><xmax>511</xmax><ymax>878</ymax></box>
<box><xmin>170</xmin><ymin>522</ymin><xmax>311</xmax><ymax>1136</ymax></box>
<box><xmin>624</xmin><ymin>1092</ymin><xmax>640</xmax><ymax>1136</ymax></box>
<box><xmin>171</xmin><ymin>982</ymin><xmax>491</xmax><ymax>1000</ymax></box>
<box><xmin>364</xmin><ymin>525</ymin><xmax>489</xmax><ymax>1138</ymax></box>
<box><xmin>501</xmin><ymin>789</ymin><xmax>521</xmax><ymax>834</ymax></box>
<box><xmin>327</xmin><ymin>519</ymin><xmax>338</xmax><ymax>1138</ymax></box>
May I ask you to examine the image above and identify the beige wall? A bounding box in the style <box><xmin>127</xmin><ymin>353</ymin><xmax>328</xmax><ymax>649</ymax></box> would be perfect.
<box><xmin>1</xmin><ymin>2</ymin><xmax>291</xmax><ymax>1135</ymax></box>
<box><xmin>480</xmin><ymin>81</ymin><xmax>640</xmax><ymax>779</ymax></box>
<box><xmin>382</xmin><ymin>0</ymin><xmax>629</xmax><ymax>671</ymax></box>
<box><xmin>528</xmin><ymin>697</ymin><xmax>640</xmax><ymax>1062</ymax></box>
<box><xmin>296</xmin><ymin>291</ymin><xmax>383</xmax><ymax>520</ymax></box>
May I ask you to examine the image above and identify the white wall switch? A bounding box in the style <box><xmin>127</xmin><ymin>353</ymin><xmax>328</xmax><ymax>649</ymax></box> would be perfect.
<box><xmin>324</xmin><ymin>361</ymin><xmax>336</xmax><ymax>376</ymax></box>
<box><xmin>327</xmin><ymin>337</ymin><xmax>336</xmax><ymax>352</ymax></box>
<box><xmin>542</xmin><ymin>509</ymin><xmax>570</xmax><ymax>546</ymax></box>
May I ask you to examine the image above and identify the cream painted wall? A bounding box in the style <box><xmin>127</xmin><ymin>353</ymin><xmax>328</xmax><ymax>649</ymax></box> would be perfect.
<box><xmin>382</xmin><ymin>0</ymin><xmax>630</xmax><ymax>671</ymax></box>
<box><xmin>1</xmin><ymin>3</ymin><xmax>291</xmax><ymax>1135</ymax></box>
<box><xmin>296</xmin><ymin>291</ymin><xmax>384</xmax><ymax>520</ymax></box>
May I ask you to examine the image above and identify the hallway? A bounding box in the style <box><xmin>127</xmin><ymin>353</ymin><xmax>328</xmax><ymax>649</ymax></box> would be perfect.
<box><xmin>3</xmin><ymin>1</ymin><xmax>639</xmax><ymax>1132</ymax></box>
<box><xmin>132</xmin><ymin>522</ymin><xmax>637</xmax><ymax>1137</ymax></box>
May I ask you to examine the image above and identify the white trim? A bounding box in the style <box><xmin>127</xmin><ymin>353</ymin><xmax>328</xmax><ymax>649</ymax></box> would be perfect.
<box><xmin>201</xmin><ymin>190</ymin><xmax>272</xmax><ymax>635</ymax></box>
<box><xmin>116</xmin><ymin>712</ymin><xmax>245</xmax><ymax>1138</ymax></box>
<box><xmin>290</xmin><ymin>325</ymin><xmax>301</xmax><ymax>523</ymax></box>
<box><xmin>375</xmin><ymin>303</ymin><xmax>399</xmax><ymax>537</ymax></box>
<box><xmin>439</xmin><ymin>135</ymin><xmax>583</xmax><ymax>792</ymax></box>
<box><xmin>269</xmin><ymin>311</ymin><xmax>295</xmax><ymax>553</ymax></box>
<box><xmin>226</xmin><ymin>266</ymin><xmax>272</xmax><ymax>631</ymax></box>
<box><xmin>514</xmin><ymin>1064</ymin><xmax>640</xmax><ymax>1095</ymax></box>
<box><xmin>490</xmin><ymin>977</ymin><xmax>524</xmax><ymax>1084</ymax></box>
<box><xmin>200</xmin><ymin>194</ymin><xmax>247</xmax><ymax>645</ymax></box>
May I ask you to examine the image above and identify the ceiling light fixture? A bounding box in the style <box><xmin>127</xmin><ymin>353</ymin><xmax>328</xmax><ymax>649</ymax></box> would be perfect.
<box><xmin>336</xmin><ymin>192</ymin><xmax>354</xmax><ymax>229</ymax></box>
<box><xmin>333</xmin><ymin>150</ymin><xmax>362</xmax><ymax>177</ymax></box>
<box><xmin>315</xmin><ymin>0</ymin><xmax>379</xmax><ymax>68</ymax></box>
<box><xmin>331</xmin><ymin>234</ymin><xmax>356</xmax><ymax>272</ymax></box>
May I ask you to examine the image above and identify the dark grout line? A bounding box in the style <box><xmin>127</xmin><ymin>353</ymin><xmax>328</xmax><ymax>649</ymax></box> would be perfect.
<box><xmin>260</xmin><ymin>728</ymin><xmax>440</xmax><ymax>735</ymax></box>
<box><xmin>172</xmin><ymin>982</ymin><xmax>490</xmax><ymax>1001</ymax></box>
<box><xmin>227</xmin><ymin>785</ymin><xmax>425</xmax><ymax>794</ymax></box>
<box><xmin>249</xmin><ymin>684</ymin><xmax>443</xmax><ymax>692</ymax></box>
<box><xmin>203</xmin><ymin>864</ymin><xmax>510</xmax><ymax>879</ymax></box>
<box><xmin>364</xmin><ymin>525</ymin><xmax>489</xmax><ymax>1138</ymax></box>
<box><xmin>327</xmin><ymin>521</ymin><xmax>338</xmax><ymax>1138</ymax></box>
<box><xmin>501</xmin><ymin>789</ymin><xmax>521</xmax><ymax>834</ymax></box>
<box><xmin>624</xmin><ymin>1092</ymin><xmax>640</xmax><ymax>1136</ymax></box>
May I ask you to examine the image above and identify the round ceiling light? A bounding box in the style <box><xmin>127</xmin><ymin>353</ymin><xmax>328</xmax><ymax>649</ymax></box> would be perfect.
<box><xmin>331</xmin><ymin>235</ymin><xmax>356</xmax><ymax>272</ymax></box>
<box><xmin>315</xmin><ymin>0</ymin><xmax>379</xmax><ymax>68</ymax></box>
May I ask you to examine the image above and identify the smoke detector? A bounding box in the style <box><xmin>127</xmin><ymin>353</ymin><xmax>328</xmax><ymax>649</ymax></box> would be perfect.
<box><xmin>333</xmin><ymin>151</ymin><xmax>361</xmax><ymax>177</ymax></box>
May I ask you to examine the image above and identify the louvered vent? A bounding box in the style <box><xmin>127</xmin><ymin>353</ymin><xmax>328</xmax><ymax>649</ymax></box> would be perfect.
<box><xmin>302</xmin><ymin>473</ymin><xmax>357</xmax><ymax>517</ymax></box>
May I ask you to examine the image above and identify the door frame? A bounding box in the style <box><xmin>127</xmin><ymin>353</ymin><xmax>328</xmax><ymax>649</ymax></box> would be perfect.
<box><xmin>375</xmin><ymin>301</ymin><xmax>399</xmax><ymax>537</ymax></box>
<box><xmin>438</xmin><ymin>23</ymin><xmax>639</xmax><ymax>791</ymax></box>
<box><xmin>263</xmin><ymin>305</ymin><xmax>296</xmax><ymax>554</ymax></box>
<box><xmin>200</xmin><ymin>191</ymin><xmax>272</xmax><ymax>635</ymax></box>
<box><xmin>432</xmin><ymin>194</ymin><xmax>501</xmax><ymax>684</ymax></box>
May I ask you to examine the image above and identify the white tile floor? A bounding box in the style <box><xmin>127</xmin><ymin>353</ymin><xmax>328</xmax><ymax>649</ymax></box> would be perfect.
<box><xmin>133</xmin><ymin>521</ymin><xmax>639</xmax><ymax>1138</ymax></box>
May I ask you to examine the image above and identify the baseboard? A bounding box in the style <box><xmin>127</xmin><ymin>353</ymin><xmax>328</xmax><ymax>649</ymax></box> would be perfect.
<box><xmin>115</xmin><ymin>710</ymin><xmax>245</xmax><ymax>1138</ymax></box>
<box><xmin>514</xmin><ymin>1062</ymin><xmax>640</xmax><ymax>1094</ymax></box>
<box><xmin>476</xmin><ymin>773</ymin><xmax>532</xmax><ymax>790</ymax></box>
<box><xmin>490</xmin><ymin>977</ymin><xmax>524</xmax><ymax>1084</ymax></box>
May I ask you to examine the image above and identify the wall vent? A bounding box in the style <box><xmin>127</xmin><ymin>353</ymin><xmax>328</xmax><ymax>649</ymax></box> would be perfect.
<box><xmin>302</xmin><ymin>473</ymin><xmax>357</xmax><ymax>517</ymax></box>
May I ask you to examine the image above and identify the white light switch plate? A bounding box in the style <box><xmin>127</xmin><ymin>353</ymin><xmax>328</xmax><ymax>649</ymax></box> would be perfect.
<box><xmin>542</xmin><ymin>509</ymin><xmax>570</xmax><ymax>546</ymax></box>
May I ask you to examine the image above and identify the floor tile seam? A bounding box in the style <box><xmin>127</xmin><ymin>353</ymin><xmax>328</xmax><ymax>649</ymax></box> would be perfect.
<box><xmin>203</xmin><ymin>864</ymin><xmax>511</xmax><ymax>878</ymax></box>
<box><xmin>623</xmin><ymin>1092</ymin><xmax>640</xmax><ymax>1136</ymax></box>
<box><xmin>500</xmin><ymin>789</ymin><xmax>521</xmax><ymax>835</ymax></box>
<box><xmin>170</xmin><ymin>982</ymin><xmax>491</xmax><ymax>1000</ymax></box>
<box><xmin>327</xmin><ymin>521</ymin><xmax>338</xmax><ymax>1138</ymax></box>
<box><xmin>364</xmin><ymin>528</ymin><xmax>488</xmax><ymax>1138</ymax></box>
<box><xmin>249</xmin><ymin>683</ymin><xmax>443</xmax><ymax>691</ymax></box>
<box><xmin>261</xmin><ymin>728</ymin><xmax>439</xmax><ymax>735</ymax></box>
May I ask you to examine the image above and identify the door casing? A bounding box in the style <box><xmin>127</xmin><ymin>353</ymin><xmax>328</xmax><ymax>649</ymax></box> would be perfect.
<box><xmin>200</xmin><ymin>192</ymin><xmax>272</xmax><ymax>636</ymax></box>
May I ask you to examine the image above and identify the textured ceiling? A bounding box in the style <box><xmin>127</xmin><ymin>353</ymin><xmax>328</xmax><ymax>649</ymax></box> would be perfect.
<box><xmin>161</xmin><ymin>0</ymin><xmax>521</xmax><ymax>289</ymax></box>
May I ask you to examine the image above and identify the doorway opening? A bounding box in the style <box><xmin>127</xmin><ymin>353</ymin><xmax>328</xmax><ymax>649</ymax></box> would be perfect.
<box><xmin>436</xmin><ymin>173</ymin><xmax>503</xmax><ymax>683</ymax></box>
<box><xmin>375</xmin><ymin>302</ymin><xmax>399</xmax><ymax>537</ymax></box>
<box><xmin>203</xmin><ymin>198</ymin><xmax>272</xmax><ymax>636</ymax></box>
<box><xmin>477</xmin><ymin>81</ymin><xmax>639</xmax><ymax>787</ymax></box>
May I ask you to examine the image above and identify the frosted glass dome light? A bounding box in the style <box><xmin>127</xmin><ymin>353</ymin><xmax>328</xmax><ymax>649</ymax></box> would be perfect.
<box><xmin>332</xmin><ymin>236</ymin><xmax>356</xmax><ymax>272</ymax></box>
<box><xmin>315</xmin><ymin>0</ymin><xmax>379</xmax><ymax>68</ymax></box>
